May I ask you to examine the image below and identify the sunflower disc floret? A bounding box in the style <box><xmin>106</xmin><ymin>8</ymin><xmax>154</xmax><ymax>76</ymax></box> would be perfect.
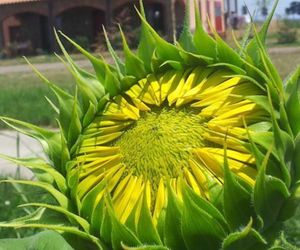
<box><xmin>0</xmin><ymin>1</ymin><xmax>300</xmax><ymax>250</ymax></box>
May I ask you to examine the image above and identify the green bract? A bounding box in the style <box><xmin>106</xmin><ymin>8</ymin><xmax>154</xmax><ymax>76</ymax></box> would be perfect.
<box><xmin>1</xmin><ymin>1</ymin><xmax>300</xmax><ymax>249</ymax></box>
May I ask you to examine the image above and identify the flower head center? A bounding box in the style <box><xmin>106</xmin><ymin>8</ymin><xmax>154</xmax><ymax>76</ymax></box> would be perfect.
<box><xmin>113</xmin><ymin>108</ymin><xmax>204</xmax><ymax>182</ymax></box>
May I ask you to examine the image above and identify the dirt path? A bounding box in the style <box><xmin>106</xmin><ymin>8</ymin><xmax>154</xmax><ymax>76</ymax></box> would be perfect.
<box><xmin>0</xmin><ymin>46</ymin><xmax>299</xmax><ymax>75</ymax></box>
<box><xmin>0</xmin><ymin>60</ymin><xmax>90</xmax><ymax>75</ymax></box>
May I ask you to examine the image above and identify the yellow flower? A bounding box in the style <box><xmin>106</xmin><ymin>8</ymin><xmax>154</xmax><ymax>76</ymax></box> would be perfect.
<box><xmin>0</xmin><ymin>1</ymin><xmax>299</xmax><ymax>249</ymax></box>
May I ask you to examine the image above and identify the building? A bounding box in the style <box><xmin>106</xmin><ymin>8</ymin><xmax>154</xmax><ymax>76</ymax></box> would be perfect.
<box><xmin>0</xmin><ymin>0</ymin><xmax>225</xmax><ymax>55</ymax></box>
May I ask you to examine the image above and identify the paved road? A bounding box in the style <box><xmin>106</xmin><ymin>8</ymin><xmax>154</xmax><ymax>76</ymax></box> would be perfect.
<box><xmin>0</xmin><ymin>130</ymin><xmax>44</xmax><ymax>178</ymax></box>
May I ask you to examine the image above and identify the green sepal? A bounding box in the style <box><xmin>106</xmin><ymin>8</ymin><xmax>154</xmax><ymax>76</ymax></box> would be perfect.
<box><xmin>90</xmin><ymin>197</ymin><xmax>105</xmax><ymax>236</ymax></box>
<box><xmin>178</xmin><ymin>49</ymin><xmax>213</xmax><ymax>67</ymax></box>
<box><xmin>122</xmin><ymin>244</ymin><xmax>170</xmax><ymax>250</ymax></box>
<box><xmin>100</xmin><ymin>206</ymin><xmax>113</xmax><ymax>247</ymax></box>
<box><xmin>103</xmin><ymin>63</ymin><xmax>121</xmax><ymax>97</ymax></box>
<box><xmin>223</xmin><ymin>146</ymin><xmax>257</xmax><ymax>231</ymax></box>
<box><xmin>0</xmin><ymin>179</ymin><xmax>69</xmax><ymax>209</ymax></box>
<box><xmin>81</xmin><ymin>179</ymin><xmax>107</xmax><ymax>221</ymax></box>
<box><xmin>0</xmin><ymin>155</ymin><xmax>67</xmax><ymax>193</ymax></box>
<box><xmin>119</xmin><ymin>25</ymin><xmax>147</xmax><ymax>80</ymax></box>
<box><xmin>267</xmin><ymin>87</ymin><xmax>293</xmax><ymax>186</ymax></box>
<box><xmin>183</xmin><ymin>183</ymin><xmax>229</xmax><ymax>232</ymax></box>
<box><xmin>83</xmin><ymin>101</ymin><xmax>97</xmax><ymax>128</ymax></box>
<box><xmin>214</xmin><ymin>34</ymin><xmax>244</xmax><ymax>69</ymax></box>
<box><xmin>292</xmin><ymin>133</ymin><xmax>300</xmax><ymax>182</ymax></box>
<box><xmin>0</xmin><ymin>117</ymin><xmax>63</xmax><ymax>171</ymax></box>
<box><xmin>135</xmin><ymin>7</ymin><xmax>183</xmax><ymax>65</ymax></box>
<box><xmin>159</xmin><ymin>60</ymin><xmax>183</xmax><ymax>71</ymax></box>
<box><xmin>246</xmin><ymin>0</ymin><xmax>279</xmax><ymax>65</ymax></box>
<box><xmin>107</xmin><ymin>202</ymin><xmax>141</xmax><ymax>250</ymax></box>
<box><xmin>58</xmin><ymin>30</ymin><xmax>112</xmax><ymax>84</ymax></box>
<box><xmin>164</xmin><ymin>184</ymin><xmax>186</xmax><ymax>250</ymax></box>
<box><xmin>278</xmin><ymin>181</ymin><xmax>300</xmax><ymax>221</ymax></box>
<box><xmin>137</xmin><ymin>0</ymin><xmax>156</xmax><ymax>73</ymax></box>
<box><xmin>208</xmin><ymin>63</ymin><xmax>246</xmax><ymax>75</ymax></box>
<box><xmin>181</xmin><ymin>183</ymin><xmax>227</xmax><ymax>250</ymax></box>
<box><xmin>121</xmin><ymin>76</ymin><xmax>138</xmax><ymax>91</ymax></box>
<box><xmin>193</xmin><ymin>0</ymin><xmax>216</xmax><ymax>60</ymax></box>
<box><xmin>67</xmin><ymin>91</ymin><xmax>82</xmax><ymax>149</ymax></box>
<box><xmin>97</xmin><ymin>94</ymin><xmax>110</xmax><ymax>114</ymax></box>
<box><xmin>0</xmin><ymin>230</ymin><xmax>74</xmax><ymax>250</ymax></box>
<box><xmin>285</xmin><ymin>66</ymin><xmax>300</xmax><ymax>137</ymax></box>
<box><xmin>54</xmin><ymin>38</ymin><xmax>104</xmax><ymax>113</ymax></box>
<box><xmin>178</xmin><ymin>0</ymin><xmax>196</xmax><ymax>53</ymax></box>
<box><xmin>57</xmin><ymin>120</ymin><xmax>70</xmax><ymax>175</ymax></box>
<box><xmin>137</xmin><ymin>190</ymin><xmax>162</xmax><ymax>245</ymax></box>
<box><xmin>253</xmin><ymin>151</ymin><xmax>290</xmax><ymax>230</ymax></box>
<box><xmin>222</xmin><ymin>219</ymin><xmax>267</xmax><ymax>250</ymax></box>
<box><xmin>103</xmin><ymin>26</ymin><xmax>125</xmax><ymax>76</ymax></box>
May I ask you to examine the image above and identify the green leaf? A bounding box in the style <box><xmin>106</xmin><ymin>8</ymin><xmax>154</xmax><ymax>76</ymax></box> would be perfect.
<box><xmin>164</xmin><ymin>185</ymin><xmax>186</xmax><ymax>250</ymax></box>
<box><xmin>223</xmin><ymin>146</ymin><xmax>256</xmax><ymax>231</ymax></box>
<box><xmin>0</xmin><ymin>223</ymin><xmax>102</xmax><ymax>249</ymax></box>
<box><xmin>181</xmin><ymin>183</ymin><xmax>227</xmax><ymax>250</ymax></box>
<box><xmin>222</xmin><ymin>219</ymin><xmax>267</xmax><ymax>250</ymax></box>
<box><xmin>0</xmin><ymin>230</ymin><xmax>73</xmax><ymax>250</ymax></box>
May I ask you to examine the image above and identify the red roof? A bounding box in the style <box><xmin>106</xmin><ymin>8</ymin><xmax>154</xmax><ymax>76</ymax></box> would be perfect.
<box><xmin>0</xmin><ymin>0</ymin><xmax>40</xmax><ymax>5</ymax></box>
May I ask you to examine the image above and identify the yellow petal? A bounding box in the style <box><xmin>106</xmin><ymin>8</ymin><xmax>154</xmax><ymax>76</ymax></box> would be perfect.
<box><xmin>152</xmin><ymin>179</ymin><xmax>166</xmax><ymax>226</ymax></box>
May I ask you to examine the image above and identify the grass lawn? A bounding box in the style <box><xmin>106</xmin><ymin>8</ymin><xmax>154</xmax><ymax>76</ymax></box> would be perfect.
<box><xmin>0</xmin><ymin>53</ymin><xmax>87</xmax><ymax>67</ymax></box>
<box><xmin>0</xmin><ymin>69</ymin><xmax>79</xmax><ymax>129</ymax></box>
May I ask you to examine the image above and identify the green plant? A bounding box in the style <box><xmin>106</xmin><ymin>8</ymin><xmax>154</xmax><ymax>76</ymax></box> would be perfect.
<box><xmin>0</xmin><ymin>1</ymin><xmax>300</xmax><ymax>249</ymax></box>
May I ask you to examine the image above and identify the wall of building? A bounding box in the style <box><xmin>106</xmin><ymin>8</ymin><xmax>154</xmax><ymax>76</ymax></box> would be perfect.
<box><xmin>0</xmin><ymin>0</ymin><xmax>225</xmax><ymax>53</ymax></box>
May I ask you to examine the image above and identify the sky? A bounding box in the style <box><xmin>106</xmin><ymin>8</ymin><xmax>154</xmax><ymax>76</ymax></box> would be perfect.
<box><xmin>240</xmin><ymin>0</ymin><xmax>296</xmax><ymax>18</ymax></box>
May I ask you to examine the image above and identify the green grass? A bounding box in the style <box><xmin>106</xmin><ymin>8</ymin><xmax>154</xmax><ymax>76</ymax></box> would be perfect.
<box><xmin>0</xmin><ymin>54</ymin><xmax>87</xmax><ymax>67</ymax></box>
<box><xmin>0</xmin><ymin>69</ymin><xmax>80</xmax><ymax>129</ymax></box>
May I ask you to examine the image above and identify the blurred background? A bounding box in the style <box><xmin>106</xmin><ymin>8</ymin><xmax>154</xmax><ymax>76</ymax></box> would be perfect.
<box><xmin>0</xmin><ymin>0</ymin><xmax>299</xmax><ymax>247</ymax></box>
